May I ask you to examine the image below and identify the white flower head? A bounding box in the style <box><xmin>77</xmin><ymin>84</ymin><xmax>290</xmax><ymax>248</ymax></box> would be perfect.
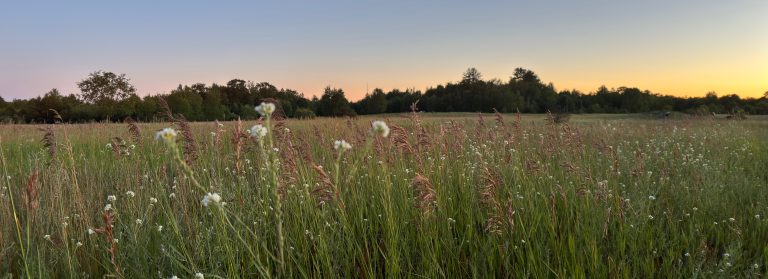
<box><xmin>201</xmin><ymin>192</ymin><xmax>222</xmax><ymax>207</ymax></box>
<box><xmin>194</xmin><ymin>273</ymin><xmax>205</xmax><ymax>279</ymax></box>
<box><xmin>43</xmin><ymin>235</ymin><xmax>51</xmax><ymax>241</ymax></box>
<box><xmin>149</xmin><ymin>197</ymin><xmax>158</xmax><ymax>204</ymax></box>
<box><xmin>107</xmin><ymin>195</ymin><xmax>117</xmax><ymax>202</ymax></box>
<box><xmin>255</xmin><ymin>102</ymin><xmax>276</xmax><ymax>117</ymax></box>
<box><xmin>103</xmin><ymin>203</ymin><xmax>112</xmax><ymax>212</ymax></box>
<box><xmin>333</xmin><ymin>139</ymin><xmax>352</xmax><ymax>151</ymax></box>
<box><xmin>249</xmin><ymin>124</ymin><xmax>268</xmax><ymax>140</ymax></box>
<box><xmin>125</xmin><ymin>191</ymin><xmax>135</xmax><ymax>198</ymax></box>
<box><xmin>135</xmin><ymin>219</ymin><xmax>143</xmax><ymax>225</ymax></box>
<box><xmin>87</xmin><ymin>228</ymin><xmax>95</xmax><ymax>235</ymax></box>
<box><xmin>155</xmin><ymin>128</ymin><xmax>177</xmax><ymax>142</ymax></box>
<box><xmin>157</xmin><ymin>225</ymin><xmax>164</xmax><ymax>232</ymax></box>
<box><xmin>371</xmin><ymin>120</ymin><xmax>390</xmax><ymax>137</ymax></box>
<box><xmin>648</xmin><ymin>195</ymin><xmax>655</xmax><ymax>201</ymax></box>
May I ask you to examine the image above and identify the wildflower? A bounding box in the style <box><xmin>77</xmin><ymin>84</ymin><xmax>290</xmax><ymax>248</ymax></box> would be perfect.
<box><xmin>648</xmin><ymin>215</ymin><xmax>654</xmax><ymax>220</ymax></box>
<box><xmin>170</xmin><ymin>276</ymin><xmax>179</xmax><ymax>279</ymax></box>
<box><xmin>155</xmin><ymin>128</ymin><xmax>178</xmax><ymax>142</ymax></box>
<box><xmin>648</xmin><ymin>195</ymin><xmax>655</xmax><ymax>201</ymax></box>
<box><xmin>87</xmin><ymin>228</ymin><xmax>95</xmax><ymax>235</ymax></box>
<box><xmin>195</xmin><ymin>273</ymin><xmax>204</xmax><ymax>279</ymax></box>
<box><xmin>201</xmin><ymin>192</ymin><xmax>222</xmax><ymax>207</ymax></box>
<box><xmin>157</xmin><ymin>225</ymin><xmax>164</xmax><ymax>232</ymax></box>
<box><xmin>756</xmin><ymin>214</ymin><xmax>761</xmax><ymax>219</ymax></box>
<box><xmin>333</xmin><ymin>139</ymin><xmax>352</xmax><ymax>151</ymax></box>
<box><xmin>113</xmin><ymin>238</ymin><xmax>119</xmax><ymax>243</ymax></box>
<box><xmin>43</xmin><ymin>235</ymin><xmax>51</xmax><ymax>241</ymax></box>
<box><xmin>149</xmin><ymin>197</ymin><xmax>158</xmax><ymax>204</ymax></box>
<box><xmin>105</xmin><ymin>143</ymin><xmax>112</xmax><ymax>149</ymax></box>
<box><xmin>76</xmin><ymin>242</ymin><xmax>83</xmax><ymax>247</ymax></box>
<box><xmin>723</xmin><ymin>253</ymin><xmax>730</xmax><ymax>258</ymax></box>
<box><xmin>754</xmin><ymin>264</ymin><xmax>760</xmax><ymax>269</ymax></box>
<box><xmin>169</xmin><ymin>193</ymin><xmax>176</xmax><ymax>198</ymax></box>
<box><xmin>136</xmin><ymin>219</ymin><xmax>143</xmax><ymax>225</ymax></box>
<box><xmin>107</xmin><ymin>195</ymin><xmax>117</xmax><ymax>202</ymax></box>
<box><xmin>692</xmin><ymin>207</ymin><xmax>698</xmax><ymax>211</ymax></box>
<box><xmin>255</xmin><ymin>102</ymin><xmax>276</xmax><ymax>117</ymax></box>
<box><xmin>103</xmin><ymin>203</ymin><xmax>112</xmax><ymax>212</ymax></box>
<box><xmin>729</xmin><ymin>218</ymin><xmax>735</xmax><ymax>222</ymax></box>
<box><xmin>371</xmin><ymin>120</ymin><xmax>390</xmax><ymax>137</ymax></box>
<box><xmin>125</xmin><ymin>191</ymin><xmax>135</xmax><ymax>198</ymax></box>
<box><xmin>249</xmin><ymin>124</ymin><xmax>268</xmax><ymax>140</ymax></box>
<box><xmin>684</xmin><ymin>252</ymin><xmax>690</xmax><ymax>257</ymax></box>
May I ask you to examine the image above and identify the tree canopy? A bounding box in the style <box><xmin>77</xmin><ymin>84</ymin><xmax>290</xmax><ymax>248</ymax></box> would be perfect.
<box><xmin>1</xmin><ymin>68</ymin><xmax>766</xmax><ymax>123</ymax></box>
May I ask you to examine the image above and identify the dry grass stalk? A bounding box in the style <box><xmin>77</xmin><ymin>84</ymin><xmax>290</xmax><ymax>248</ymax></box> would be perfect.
<box><xmin>212</xmin><ymin>120</ymin><xmax>225</xmax><ymax>146</ymax></box>
<box><xmin>389</xmin><ymin>124</ymin><xmax>414</xmax><ymax>155</ymax></box>
<box><xmin>480</xmin><ymin>167</ymin><xmax>505</xmax><ymax>235</ymax></box>
<box><xmin>232</xmin><ymin>118</ymin><xmax>247</xmax><ymax>175</ymax></box>
<box><xmin>94</xmin><ymin>211</ymin><xmax>123</xmax><ymax>278</ymax></box>
<box><xmin>24</xmin><ymin>172</ymin><xmax>39</xmax><ymax>212</ymax></box>
<box><xmin>109</xmin><ymin>137</ymin><xmax>131</xmax><ymax>157</ymax></box>
<box><xmin>410</xmin><ymin>173</ymin><xmax>436</xmax><ymax>216</ymax></box>
<box><xmin>125</xmin><ymin>117</ymin><xmax>142</xmax><ymax>146</ymax></box>
<box><xmin>311</xmin><ymin>165</ymin><xmax>339</xmax><ymax>207</ymax></box>
<box><xmin>40</xmin><ymin>125</ymin><xmax>56</xmax><ymax>163</ymax></box>
<box><xmin>175</xmin><ymin>117</ymin><xmax>198</xmax><ymax>164</ymax></box>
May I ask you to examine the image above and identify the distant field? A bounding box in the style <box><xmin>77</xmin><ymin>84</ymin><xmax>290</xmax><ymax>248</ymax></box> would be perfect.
<box><xmin>1</xmin><ymin>113</ymin><xmax>766</xmax><ymax>277</ymax></box>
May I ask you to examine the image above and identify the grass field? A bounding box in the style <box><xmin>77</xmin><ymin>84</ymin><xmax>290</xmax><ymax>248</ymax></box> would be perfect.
<box><xmin>1</xmin><ymin>112</ymin><xmax>767</xmax><ymax>278</ymax></box>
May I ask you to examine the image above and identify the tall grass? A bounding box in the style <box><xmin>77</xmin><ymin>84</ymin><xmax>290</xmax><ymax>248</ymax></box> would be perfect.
<box><xmin>0</xmin><ymin>113</ymin><xmax>766</xmax><ymax>278</ymax></box>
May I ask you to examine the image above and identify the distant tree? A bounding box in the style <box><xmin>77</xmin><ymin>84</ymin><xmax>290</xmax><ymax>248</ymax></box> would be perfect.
<box><xmin>77</xmin><ymin>71</ymin><xmax>136</xmax><ymax>104</ymax></box>
<box><xmin>317</xmin><ymin>87</ymin><xmax>355</xmax><ymax>116</ymax></box>
<box><xmin>461</xmin><ymin>67</ymin><xmax>483</xmax><ymax>84</ymax></box>
<box><xmin>512</xmin><ymin>68</ymin><xmax>540</xmax><ymax>83</ymax></box>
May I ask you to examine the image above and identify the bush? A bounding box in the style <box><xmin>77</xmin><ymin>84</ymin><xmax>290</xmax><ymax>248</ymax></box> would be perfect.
<box><xmin>294</xmin><ymin>108</ymin><xmax>316</xmax><ymax>119</ymax></box>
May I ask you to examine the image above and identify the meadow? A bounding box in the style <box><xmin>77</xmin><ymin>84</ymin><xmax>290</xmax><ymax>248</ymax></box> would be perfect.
<box><xmin>0</xmin><ymin>110</ymin><xmax>766</xmax><ymax>278</ymax></box>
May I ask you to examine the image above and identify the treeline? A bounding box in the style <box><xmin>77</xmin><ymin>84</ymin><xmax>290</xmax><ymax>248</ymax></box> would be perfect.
<box><xmin>1</xmin><ymin>68</ymin><xmax>766</xmax><ymax>123</ymax></box>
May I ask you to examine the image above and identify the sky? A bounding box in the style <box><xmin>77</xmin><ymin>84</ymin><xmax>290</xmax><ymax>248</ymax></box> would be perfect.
<box><xmin>1</xmin><ymin>0</ymin><xmax>766</xmax><ymax>101</ymax></box>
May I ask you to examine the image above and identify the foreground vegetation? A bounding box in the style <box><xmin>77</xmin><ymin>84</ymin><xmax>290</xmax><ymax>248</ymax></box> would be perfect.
<box><xmin>1</xmin><ymin>111</ymin><xmax>767</xmax><ymax>278</ymax></box>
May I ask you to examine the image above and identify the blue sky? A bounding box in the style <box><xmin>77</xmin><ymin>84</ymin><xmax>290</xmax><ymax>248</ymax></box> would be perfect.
<box><xmin>1</xmin><ymin>0</ymin><xmax>766</xmax><ymax>100</ymax></box>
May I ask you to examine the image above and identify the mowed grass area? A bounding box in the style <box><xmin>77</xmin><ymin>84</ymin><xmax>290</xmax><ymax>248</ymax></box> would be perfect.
<box><xmin>1</xmin><ymin>113</ymin><xmax>767</xmax><ymax>278</ymax></box>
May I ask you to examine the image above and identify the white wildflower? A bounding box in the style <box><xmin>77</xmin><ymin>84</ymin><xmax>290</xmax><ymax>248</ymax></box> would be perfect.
<box><xmin>76</xmin><ymin>242</ymin><xmax>83</xmax><ymax>247</ymax></box>
<box><xmin>201</xmin><ymin>192</ymin><xmax>222</xmax><ymax>207</ymax></box>
<box><xmin>43</xmin><ymin>235</ymin><xmax>51</xmax><ymax>241</ymax></box>
<box><xmin>169</xmin><ymin>193</ymin><xmax>176</xmax><ymax>198</ymax></box>
<box><xmin>648</xmin><ymin>195</ymin><xmax>655</xmax><ymax>201</ymax></box>
<box><xmin>135</xmin><ymin>219</ymin><xmax>143</xmax><ymax>225</ymax></box>
<box><xmin>249</xmin><ymin>124</ymin><xmax>268</xmax><ymax>139</ymax></box>
<box><xmin>87</xmin><ymin>228</ymin><xmax>95</xmax><ymax>235</ymax></box>
<box><xmin>125</xmin><ymin>191</ymin><xmax>135</xmax><ymax>198</ymax></box>
<box><xmin>107</xmin><ymin>195</ymin><xmax>117</xmax><ymax>202</ymax></box>
<box><xmin>371</xmin><ymin>120</ymin><xmax>390</xmax><ymax>137</ymax></box>
<box><xmin>255</xmin><ymin>102</ymin><xmax>276</xmax><ymax>117</ymax></box>
<box><xmin>157</xmin><ymin>225</ymin><xmax>164</xmax><ymax>232</ymax></box>
<box><xmin>150</xmin><ymin>197</ymin><xmax>158</xmax><ymax>204</ymax></box>
<box><xmin>155</xmin><ymin>128</ymin><xmax>178</xmax><ymax>142</ymax></box>
<box><xmin>333</xmin><ymin>139</ymin><xmax>352</xmax><ymax>151</ymax></box>
<box><xmin>103</xmin><ymin>203</ymin><xmax>112</xmax><ymax>212</ymax></box>
<box><xmin>170</xmin><ymin>276</ymin><xmax>179</xmax><ymax>279</ymax></box>
<box><xmin>194</xmin><ymin>273</ymin><xmax>204</xmax><ymax>279</ymax></box>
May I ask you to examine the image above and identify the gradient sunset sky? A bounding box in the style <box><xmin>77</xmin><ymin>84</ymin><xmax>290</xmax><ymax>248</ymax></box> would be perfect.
<box><xmin>1</xmin><ymin>1</ymin><xmax>766</xmax><ymax>101</ymax></box>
